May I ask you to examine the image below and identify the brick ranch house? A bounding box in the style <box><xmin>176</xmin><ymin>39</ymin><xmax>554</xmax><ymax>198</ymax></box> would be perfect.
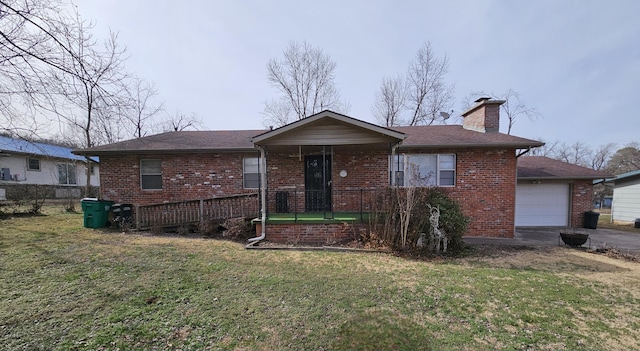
<box><xmin>74</xmin><ymin>98</ymin><xmax>605</xmax><ymax>244</ymax></box>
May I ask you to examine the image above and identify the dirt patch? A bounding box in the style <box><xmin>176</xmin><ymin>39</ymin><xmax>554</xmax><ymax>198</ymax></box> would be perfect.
<box><xmin>460</xmin><ymin>245</ymin><xmax>640</xmax><ymax>297</ymax></box>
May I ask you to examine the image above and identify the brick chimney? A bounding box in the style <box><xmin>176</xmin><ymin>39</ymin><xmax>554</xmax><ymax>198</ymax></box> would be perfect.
<box><xmin>461</xmin><ymin>97</ymin><xmax>505</xmax><ymax>133</ymax></box>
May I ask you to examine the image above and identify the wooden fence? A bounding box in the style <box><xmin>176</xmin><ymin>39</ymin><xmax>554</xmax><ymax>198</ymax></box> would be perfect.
<box><xmin>135</xmin><ymin>193</ymin><xmax>259</xmax><ymax>230</ymax></box>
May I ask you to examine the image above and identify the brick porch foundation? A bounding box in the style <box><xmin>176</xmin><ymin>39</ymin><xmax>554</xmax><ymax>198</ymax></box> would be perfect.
<box><xmin>255</xmin><ymin>222</ymin><xmax>368</xmax><ymax>245</ymax></box>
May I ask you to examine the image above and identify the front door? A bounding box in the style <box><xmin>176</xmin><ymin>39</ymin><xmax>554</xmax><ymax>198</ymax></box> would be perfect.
<box><xmin>305</xmin><ymin>155</ymin><xmax>332</xmax><ymax>212</ymax></box>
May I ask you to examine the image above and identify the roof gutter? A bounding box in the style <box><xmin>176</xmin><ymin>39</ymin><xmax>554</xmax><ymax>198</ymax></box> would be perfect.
<box><xmin>72</xmin><ymin>148</ymin><xmax>259</xmax><ymax>156</ymax></box>
<box><xmin>398</xmin><ymin>142</ymin><xmax>544</xmax><ymax>150</ymax></box>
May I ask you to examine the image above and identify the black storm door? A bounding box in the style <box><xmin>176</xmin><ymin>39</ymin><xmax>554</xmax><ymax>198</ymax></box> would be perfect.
<box><xmin>304</xmin><ymin>155</ymin><xmax>332</xmax><ymax>212</ymax></box>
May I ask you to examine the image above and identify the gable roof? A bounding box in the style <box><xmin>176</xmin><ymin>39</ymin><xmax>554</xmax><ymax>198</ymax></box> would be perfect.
<box><xmin>73</xmin><ymin>130</ymin><xmax>265</xmax><ymax>155</ymax></box>
<box><xmin>252</xmin><ymin>110</ymin><xmax>406</xmax><ymax>146</ymax></box>
<box><xmin>517</xmin><ymin>156</ymin><xmax>611</xmax><ymax>179</ymax></box>
<box><xmin>394</xmin><ymin>125</ymin><xmax>543</xmax><ymax>150</ymax></box>
<box><xmin>73</xmin><ymin>112</ymin><xmax>546</xmax><ymax>156</ymax></box>
<box><xmin>0</xmin><ymin>135</ymin><xmax>90</xmax><ymax>162</ymax></box>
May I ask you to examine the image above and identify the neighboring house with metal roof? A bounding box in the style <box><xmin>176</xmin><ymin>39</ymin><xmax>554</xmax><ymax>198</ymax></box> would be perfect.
<box><xmin>76</xmin><ymin>98</ymin><xmax>565</xmax><ymax>242</ymax></box>
<box><xmin>608</xmin><ymin>170</ymin><xmax>640</xmax><ymax>224</ymax></box>
<box><xmin>0</xmin><ymin>135</ymin><xmax>99</xmax><ymax>201</ymax></box>
<box><xmin>516</xmin><ymin>156</ymin><xmax>610</xmax><ymax>227</ymax></box>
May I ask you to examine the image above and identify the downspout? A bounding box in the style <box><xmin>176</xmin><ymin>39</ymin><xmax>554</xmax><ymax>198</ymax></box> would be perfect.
<box><xmin>247</xmin><ymin>145</ymin><xmax>267</xmax><ymax>244</ymax></box>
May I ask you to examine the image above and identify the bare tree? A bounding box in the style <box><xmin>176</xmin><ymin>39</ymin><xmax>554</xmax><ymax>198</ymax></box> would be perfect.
<box><xmin>590</xmin><ymin>143</ymin><xmax>616</xmax><ymax>171</ymax></box>
<box><xmin>405</xmin><ymin>42</ymin><xmax>454</xmax><ymax>126</ymax></box>
<box><xmin>0</xmin><ymin>0</ymin><xmax>69</xmax><ymax>136</ymax></box>
<box><xmin>372</xmin><ymin>42</ymin><xmax>454</xmax><ymax>127</ymax></box>
<box><xmin>264</xmin><ymin>40</ymin><xmax>347</xmax><ymax>126</ymax></box>
<box><xmin>528</xmin><ymin>138</ymin><xmax>559</xmax><ymax>157</ymax></box>
<box><xmin>1</xmin><ymin>1</ymin><xmax>135</xmax><ymax>147</ymax></box>
<box><xmin>263</xmin><ymin>98</ymin><xmax>294</xmax><ymax>128</ymax></box>
<box><xmin>372</xmin><ymin>75</ymin><xmax>406</xmax><ymax>127</ymax></box>
<box><xmin>37</xmin><ymin>7</ymin><xmax>131</xmax><ymax>195</ymax></box>
<box><xmin>124</xmin><ymin>77</ymin><xmax>164</xmax><ymax>138</ymax></box>
<box><xmin>161</xmin><ymin>110</ymin><xmax>203</xmax><ymax>132</ymax></box>
<box><xmin>552</xmin><ymin>141</ymin><xmax>591</xmax><ymax>166</ymax></box>
<box><xmin>500</xmin><ymin>89</ymin><xmax>541</xmax><ymax>135</ymax></box>
<box><xmin>463</xmin><ymin>89</ymin><xmax>540</xmax><ymax>134</ymax></box>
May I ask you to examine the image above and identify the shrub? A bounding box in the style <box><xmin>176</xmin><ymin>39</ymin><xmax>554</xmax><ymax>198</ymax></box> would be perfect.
<box><xmin>368</xmin><ymin>187</ymin><xmax>469</xmax><ymax>254</ymax></box>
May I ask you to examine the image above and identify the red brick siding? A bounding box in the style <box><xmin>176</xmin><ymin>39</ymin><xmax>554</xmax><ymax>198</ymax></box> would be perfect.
<box><xmin>101</xmin><ymin>147</ymin><xmax>520</xmax><ymax>239</ymax></box>
<box><xmin>265</xmin><ymin>149</ymin><xmax>388</xmax><ymax>213</ymax></box>
<box><xmin>404</xmin><ymin>148</ymin><xmax>517</xmax><ymax>238</ymax></box>
<box><xmin>99</xmin><ymin>153</ymin><xmax>258</xmax><ymax>205</ymax></box>
<box><xmin>255</xmin><ymin>222</ymin><xmax>367</xmax><ymax>245</ymax></box>
<box><xmin>462</xmin><ymin>104</ymin><xmax>500</xmax><ymax>132</ymax></box>
<box><xmin>454</xmin><ymin>149</ymin><xmax>517</xmax><ymax>237</ymax></box>
<box><xmin>571</xmin><ymin>180</ymin><xmax>594</xmax><ymax>228</ymax></box>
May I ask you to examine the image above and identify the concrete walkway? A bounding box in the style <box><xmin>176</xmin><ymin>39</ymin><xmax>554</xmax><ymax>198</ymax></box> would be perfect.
<box><xmin>464</xmin><ymin>226</ymin><xmax>640</xmax><ymax>254</ymax></box>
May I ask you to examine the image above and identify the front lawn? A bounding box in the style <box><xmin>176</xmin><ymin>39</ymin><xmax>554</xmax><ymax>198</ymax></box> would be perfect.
<box><xmin>598</xmin><ymin>213</ymin><xmax>640</xmax><ymax>233</ymax></box>
<box><xmin>2</xmin><ymin>210</ymin><xmax>640</xmax><ymax>350</ymax></box>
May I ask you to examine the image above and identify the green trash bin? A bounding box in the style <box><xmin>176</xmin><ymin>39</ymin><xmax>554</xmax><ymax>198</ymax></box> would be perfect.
<box><xmin>81</xmin><ymin>198</ymin><xmax>114</xmax><ymax>228</ymax></box>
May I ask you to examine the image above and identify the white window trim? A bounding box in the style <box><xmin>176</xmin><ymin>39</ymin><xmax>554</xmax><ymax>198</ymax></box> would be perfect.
<box><xmin>390</xmin><ymin>153</ymin><xmax>456</xmax><ymax>187</ymax></box>
<box><xmin>140</xmin><ymin>159</ymin><xmax>162</xmax><ymax>190</ymax></box>
<box><xmin>243</xmin><ymin>157</ymin><xmax>260</xmax><ymax>189</ymax></box>
<box><xmin>27</xmin><ymin>158</ymin><xmax>41</xmax><ymax>171</ymax></box>
<box><xmin>58</xmin><ymin>163</ymin><xmax>77</xmax><ymax>185</ymax></box>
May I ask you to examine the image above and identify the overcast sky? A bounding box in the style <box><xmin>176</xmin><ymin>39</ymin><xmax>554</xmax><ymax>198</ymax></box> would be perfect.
<box><xmin>75</xmin><ymin>0</ymin><xmax>639</xmax><ymax>148</ymax></box>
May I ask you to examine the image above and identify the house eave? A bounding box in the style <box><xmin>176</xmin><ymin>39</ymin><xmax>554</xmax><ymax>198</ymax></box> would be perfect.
<box><xmin>398</xmin><ymin>142</ymin><xmax>544</xmax><ymax>150</ymax></box>
<box><xmin>72</xmin><ymin>147</ymin><xmax>259</xmax><ymax>156</ymax></box>
<box><xmin>518</xmin><ymin>176</ymin><xmax>608</xmax><ymax>181</ymax></box>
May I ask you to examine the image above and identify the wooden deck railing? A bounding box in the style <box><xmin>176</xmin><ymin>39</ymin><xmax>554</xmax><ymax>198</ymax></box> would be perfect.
<box><xmin>135</xmin><ymin>193</ymin><xmax>259</xmax><ymax>230</ymax></box>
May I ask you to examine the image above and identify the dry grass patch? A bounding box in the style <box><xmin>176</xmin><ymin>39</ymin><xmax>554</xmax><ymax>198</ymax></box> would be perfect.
<box><xmin>3</xmin><ymin>211</ymin><xmax>640</xmax><ymax>350</ymax></box>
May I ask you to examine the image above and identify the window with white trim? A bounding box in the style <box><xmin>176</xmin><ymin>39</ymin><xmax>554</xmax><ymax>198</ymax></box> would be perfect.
<box><xmin>243</xmin><ymin>157</ymin><xmax>260</xmax><ymax>189</ymax></box>
<box><xmin>390</xmin><ymin>154</ymin><xmax>456</xmax><ymax>187</ymax></box>
<box><xmin>58</xmin><ymin>163</ymin><xmax>77</xmax><ymax>185</ymax></box>
<box><xmin>141</xmin><ymin>159</ymin><xmax>162</xmax><ymax>190</ymax></box>
<box><xmin>27</xmin><ymin>158</ymin><xmax>40</xmax><ymax>171</ymax></box>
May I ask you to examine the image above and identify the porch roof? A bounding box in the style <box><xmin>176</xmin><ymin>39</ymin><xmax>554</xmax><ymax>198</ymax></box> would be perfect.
<box><xmin>252</xmin><ymin>110</ymin><xmax>406</xmax><ymax>146</ymax></box>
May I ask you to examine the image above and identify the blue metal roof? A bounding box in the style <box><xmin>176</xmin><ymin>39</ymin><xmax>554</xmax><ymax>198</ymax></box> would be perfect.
<box><xmin>0</xmin><ymin>135</ymin><xmax>95</xmax><ymax>162</ymax></box>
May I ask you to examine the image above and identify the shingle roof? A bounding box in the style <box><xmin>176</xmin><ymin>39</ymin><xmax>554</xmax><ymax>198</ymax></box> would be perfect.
<box><xmin>74</xmin><ymin>125</ymin><xmax>546</xmax><ymax>156</ymax></box>
<box><xmin>517</xmin><ymin>156</ymin><xmax>611</xmax><ymax>179</ymax></box>
<box><xmin>73</xmin><ymin>130</ymin><xmax>265</xmax><ymax>155</ymax></box>
<box><xmin>0</xmin><ymin>135</ymin><xmax>89</xmax><ymax>162</ymax></box>
<box><xmin>393</xmin><ymin>125</ymin><xmax>543</xmax><ymax>149</ymax></box>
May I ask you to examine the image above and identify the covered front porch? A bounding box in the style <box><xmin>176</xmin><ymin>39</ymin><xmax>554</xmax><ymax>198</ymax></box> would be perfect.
<box><xmin>250</xmin><ymin>111</ymin><xmax>406</xmax><ymax>244</ymax></box>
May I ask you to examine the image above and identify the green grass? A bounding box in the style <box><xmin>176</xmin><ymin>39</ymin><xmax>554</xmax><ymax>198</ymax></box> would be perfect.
<box><xmin>2</xmin><ymin>210</ymin><xmax>640</xmax><ymax>350</ymax></box>
<box><xmin>598</xmin><ymin>213</ymin><xmax>640</xmax><ymax>233</ymax></box>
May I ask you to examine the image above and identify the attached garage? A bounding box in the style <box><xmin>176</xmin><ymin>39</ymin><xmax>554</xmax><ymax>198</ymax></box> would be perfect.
<box><xmin>516</xmin><ymin>156</ymin><xmax>610</xmax><ymax>228</ymax></box>
<box><xmin>515</xmin><ymin>183</ymin><xmax>569</xmax><ymax>226</ymax></box>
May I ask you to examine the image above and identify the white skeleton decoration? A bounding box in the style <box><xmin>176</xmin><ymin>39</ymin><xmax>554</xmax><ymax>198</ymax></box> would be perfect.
<box><xmin>426</xmin><ymin>204</ymin><xmax>447</xmax><ymax>253</ymax></box>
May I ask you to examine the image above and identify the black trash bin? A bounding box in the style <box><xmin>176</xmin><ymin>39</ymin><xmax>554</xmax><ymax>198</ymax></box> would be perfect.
<box><xmin>583</xmin><ymin>211</ymin><xmax>600</xmax><ymax>229</ymax></box>
<box><xmin>112</xmin><ymin>203</ymin><xmax>133</xmax><ymax>229</ymax></box>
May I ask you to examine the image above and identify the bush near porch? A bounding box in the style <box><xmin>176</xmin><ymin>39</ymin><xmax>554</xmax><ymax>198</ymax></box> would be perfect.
<box><xmin>368</xmin><ymin>187</ymin><xmax>469</xmax><ymax>253</ymax></box>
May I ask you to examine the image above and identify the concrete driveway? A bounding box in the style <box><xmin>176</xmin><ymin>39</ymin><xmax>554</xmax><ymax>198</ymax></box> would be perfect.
<box><xmin>464</xmin><ymin>226</ymin><xmax>640</xmax><ymax>254</ymax></box>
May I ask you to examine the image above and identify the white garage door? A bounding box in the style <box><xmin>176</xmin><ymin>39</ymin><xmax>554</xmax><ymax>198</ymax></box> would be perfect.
<box><xmin>516</xmin><ymin>183</ymin><xmax>569</xmax><ymax>226</ymax></box>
